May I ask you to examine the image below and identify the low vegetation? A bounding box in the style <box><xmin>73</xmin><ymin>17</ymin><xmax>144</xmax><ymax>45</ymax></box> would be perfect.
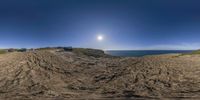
<box><xmin>72</xmin><ymin>48</ymin><xmax>108</xmax><ymax>57</ymax></box>
<box><xmin>181</xmin><ymin>50</ymin><xmax>200</xmax><ymax>56</ymax></box>
<box><xmin>0</xmin><ymin>49</ymin><xmax>6</xmax><ymax>54</ymax></box>
<box><xmin>190</xmin><ymin>50</ymin><xmax>200</xmax><ymax>54</ymax></box>
<box><xmin>17</xmin><ymin>48</ymin><xmax>27</xmax><ymax>52</ymax></box>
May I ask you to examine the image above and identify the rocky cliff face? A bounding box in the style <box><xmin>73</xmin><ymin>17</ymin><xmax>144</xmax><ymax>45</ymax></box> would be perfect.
<box><xmin>0</xmin><ymin>49</ymin><xmax>199</xmax><ymax>99</ymax></box>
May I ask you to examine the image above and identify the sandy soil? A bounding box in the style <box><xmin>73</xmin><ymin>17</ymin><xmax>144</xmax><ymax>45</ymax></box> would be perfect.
<box><xmin>0</xmin><ymin>49</ymin><xmax>199</xmax><ymax>99</ymax></box>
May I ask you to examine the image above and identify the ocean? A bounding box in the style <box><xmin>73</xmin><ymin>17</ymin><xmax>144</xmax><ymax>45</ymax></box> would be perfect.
<box><xmin>105</xmin><ymin>50</ymin><xmax>193</xmax><ymax>57</ymax></box>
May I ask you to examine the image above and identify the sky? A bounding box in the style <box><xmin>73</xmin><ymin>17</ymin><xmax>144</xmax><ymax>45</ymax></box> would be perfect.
<box><xmin>0</xmin><ymin>0</ymin><xmax>200</xmax><ymax>50</ymax></box>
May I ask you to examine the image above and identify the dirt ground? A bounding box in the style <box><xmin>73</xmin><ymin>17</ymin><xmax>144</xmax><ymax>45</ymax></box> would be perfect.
<box><xmin>0</xmin><ymin>49</ymin><xmax>199</xmax><ymax>99</ymax></box>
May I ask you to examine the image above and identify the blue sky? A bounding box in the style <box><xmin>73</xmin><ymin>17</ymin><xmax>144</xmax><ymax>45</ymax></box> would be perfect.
<box><xmin>0</xmin><ymin>0</ymin><xmax>200</xmax><ymax>50</ymax></box>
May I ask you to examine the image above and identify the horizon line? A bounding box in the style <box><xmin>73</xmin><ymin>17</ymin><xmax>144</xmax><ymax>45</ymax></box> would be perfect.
<box><xmin>0</xmin><ymin>46</ymin><xmax>198</xmax><ymax>51</ymax></box>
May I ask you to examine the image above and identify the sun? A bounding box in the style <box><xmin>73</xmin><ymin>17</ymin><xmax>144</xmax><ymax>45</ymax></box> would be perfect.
<box><xmin>97</xmin><ymin>35</ymin><xmax>103</xmax><ymax>41</ymax></box>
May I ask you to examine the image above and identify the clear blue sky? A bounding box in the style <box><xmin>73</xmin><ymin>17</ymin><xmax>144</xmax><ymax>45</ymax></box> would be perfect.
<box><xmin>0</xmin><ymin>0</ymin><xmax>200</xmax><ymax>50</ymax></box>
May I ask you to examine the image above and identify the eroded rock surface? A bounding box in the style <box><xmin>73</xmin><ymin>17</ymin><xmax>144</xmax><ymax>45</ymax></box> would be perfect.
<box><xmin>0</xmin><ymin>49</ymin><xmax>199</xmax><ymax>99</ymax></box>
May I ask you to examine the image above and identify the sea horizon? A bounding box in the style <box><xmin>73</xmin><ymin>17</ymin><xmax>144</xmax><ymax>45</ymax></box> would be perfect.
<box><xmin>105</xmin><ymin>50</ymin><xmax>193</xmax><ymax>57</ymax></box>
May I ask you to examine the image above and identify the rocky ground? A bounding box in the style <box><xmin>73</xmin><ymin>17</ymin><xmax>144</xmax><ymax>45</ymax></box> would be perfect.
<box><xmin>0</xmin><ymin>49</ymin><xmax>200</xmax><ymax>99</ymax></box>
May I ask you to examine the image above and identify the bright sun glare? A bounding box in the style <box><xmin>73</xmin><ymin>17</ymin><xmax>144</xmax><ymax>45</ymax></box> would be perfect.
<box><xmin>97</xmin><ymin>35</ymin><xmax>103</xmax><ymax>41</ymax></box>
